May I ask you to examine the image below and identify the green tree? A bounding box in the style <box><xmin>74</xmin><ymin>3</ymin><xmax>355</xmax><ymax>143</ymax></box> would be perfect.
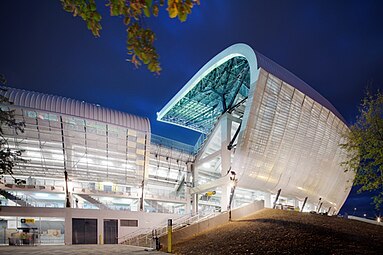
<box><xmin>0</xmin><ymin>74</ymin><xmax>26</xmax><ymax>184</ymax></box>
<box><xmin>341</xmin><ymin>90</ymin><xmax>383</xmax><ymax>208</ymax></box>
<box><xmin>61</xmin><ymin>0</ymin><xmax>200</xmax><ymax>73</ymax></box>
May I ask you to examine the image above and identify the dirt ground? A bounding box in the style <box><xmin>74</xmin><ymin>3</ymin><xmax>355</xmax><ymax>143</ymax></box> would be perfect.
<box><xmin>172</xmin><ymin>208</ymin><xmax>383</xmax><ymax>255</ymax></box>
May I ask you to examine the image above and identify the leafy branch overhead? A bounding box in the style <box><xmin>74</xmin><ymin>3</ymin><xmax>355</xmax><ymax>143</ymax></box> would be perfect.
<box><xmin>341</xmin><ymin>90</ymin><xmax>383</xmax><ymax>209</ymax></box>
<box><xmin>61</xmin><ymin>0</ymin><xmax>200</xmax><ymax>73</ymax></box>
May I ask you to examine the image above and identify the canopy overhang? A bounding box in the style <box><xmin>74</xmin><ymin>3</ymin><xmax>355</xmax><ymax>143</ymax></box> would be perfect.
<box><xmin>157</xmin><ymin>44</ymin><xmax>259</xmax><ymax>134</ymax></box>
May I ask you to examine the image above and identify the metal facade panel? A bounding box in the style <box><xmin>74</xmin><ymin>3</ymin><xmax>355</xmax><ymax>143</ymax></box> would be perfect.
<box><xmin>255</xmin><ymin>51</ymin><xmax>347</xmax><ymax>125</ymax></box>
<box><xmin>234</xmin><ymin>69</ymin><xmax>353</xmax><ymax>212</ymax></box>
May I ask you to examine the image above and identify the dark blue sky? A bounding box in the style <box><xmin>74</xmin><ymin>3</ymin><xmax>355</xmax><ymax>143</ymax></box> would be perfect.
<box><xmin>1</xmin><ymin>1</ymin><xmax>382</xmax><ymax>217</ymax></box>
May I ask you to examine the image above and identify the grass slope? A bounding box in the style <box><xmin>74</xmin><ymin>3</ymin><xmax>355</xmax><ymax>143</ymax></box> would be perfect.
<box><xmin>172</xmin><ymin>208</ymin><xmax>383</xmax><ymax>255</ymax></box>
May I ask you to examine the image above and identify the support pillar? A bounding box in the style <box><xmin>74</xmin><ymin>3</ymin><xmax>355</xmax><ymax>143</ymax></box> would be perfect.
<box><xmin>191</xmin><ymin>163</ymin><xmax>198</xmax><ymax>214</ymax></box>
<box><xmin>64</xmin><ymin>208</ymin><xmax>72</xmax><ymax>245</ymax></box>
<box><xmin>273</xmin><ymin>189</ymin><xmax>281</xmax><ymax>209</ymax></box>
<box><xmin>185</xmin><ymin>162</ymin><xmax>193</xmax><ymax>215</ymax></box>
<box><xmin>317</xmin><ymin>202</ymin><xmax>323</xmax><ymax>213</ymax></box>
<box><xmin>220</xmin><ymin>114</ymin><xmax>232</xmax><ymax>212</ymax></box>
<box><xmin>301</xmin><ymin>197</ymin><xmax>308</xmax><ymax>212</ymax></box>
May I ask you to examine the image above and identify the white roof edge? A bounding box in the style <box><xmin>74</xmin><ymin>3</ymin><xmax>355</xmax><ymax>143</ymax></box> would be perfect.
<box><xmin>1</xmin><ymin>86</ymin><xmax>151</xmax><ymax>133</ymax></box>
<box><xmin>157</xmin><ymin>43</ymin><xmax>259</xmax><ymax>121</ymax></box>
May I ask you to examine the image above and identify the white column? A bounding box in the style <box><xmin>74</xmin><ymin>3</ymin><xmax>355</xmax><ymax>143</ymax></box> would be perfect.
<box><xmin>185</xmin><ymin>162</ymin><xmax>193</xmax><ymax>215</ymax></box>
<box><xmin>264</xmin><ymin>193</ymin><xmax>271</xmax><ymax>208</ymax></box>
<box><xmin>220</xmin><ymin>114</ymin><xmax>232</xmax><ymax>212</ymax></box>
<box><xmin>192</xmin><ymin>163</ymin><xmax>198</xmax><ymax>214</ymax></box>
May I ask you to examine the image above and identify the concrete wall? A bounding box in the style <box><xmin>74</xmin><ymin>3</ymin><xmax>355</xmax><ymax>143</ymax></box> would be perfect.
<box><xmin>0</xmin><ymin>206</ymin><xmax>178</xmax><ymax>245</ymax></box>
<box><xmin>160</xmin><ymin>200</ymin><xmax>264</xmax><ymax>248</ymax></box>
<box><xmin>349</xmin><ymin>216</ymin><xmax>383</xmax><ymax>226</ymax></box>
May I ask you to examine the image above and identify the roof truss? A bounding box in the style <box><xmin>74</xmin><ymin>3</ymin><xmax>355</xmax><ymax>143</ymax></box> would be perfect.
<box><xmin>159</xmin><ymin>56</ymin><xmax>250</xmax><ymax>134</ymax></box>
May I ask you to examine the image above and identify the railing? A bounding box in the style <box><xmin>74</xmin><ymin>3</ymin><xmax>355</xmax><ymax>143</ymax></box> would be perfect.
<box><xmin>348</xmin><ymin>216</ymin><xmax>383</xmax><ymax>226</ymax></box>
<box><xmin>144</xmin><ymin>187</ymin><xmax>186</xmax><ymax>202</ymax></box>
<box><xmin>1</xmin><ymin>183</ymin><xmax>187</xmax><ymax>213</ymax></box>
<box><xmin>120</xmin><ymin>211</ymin><xmax>222</xmax><ymax>247</ymax></box>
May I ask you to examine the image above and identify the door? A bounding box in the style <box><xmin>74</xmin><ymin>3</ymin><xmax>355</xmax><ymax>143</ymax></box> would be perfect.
<box><xmin>103</xmin><ymin>219</ymin><xmax>118</xmax><ymax>244</ymax></box>
<box><xmin>72</xmin><ymin>218</ymin><xmax>97</xmax><ymax>244</ymax></box>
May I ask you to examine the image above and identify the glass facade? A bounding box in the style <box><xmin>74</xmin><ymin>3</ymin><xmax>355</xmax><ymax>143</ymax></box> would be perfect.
<box><xmin>7</xmin><ymin>109</ymin><xmax>147</xmax><ymax>185</ymax></box>
<box><xmin>0</xmin><ymin>216</ymin><xmax>64</xmax><ymax>245</ymax></box>
<box><xmin>0</xmin><ymin>97</ymin><xmax>193</xmax><ymax>214</ymax></box>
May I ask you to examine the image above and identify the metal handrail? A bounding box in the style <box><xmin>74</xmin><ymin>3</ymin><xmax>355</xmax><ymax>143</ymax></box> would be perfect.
<box><xmin>118</xmin><ymin>214</ymin><xmax>185</xmax><ymax>241</ymax></box>
<box><xmin>120</xmin><ymin>211</ymin><xmax>222</xmax><ymax>247</ymax></box>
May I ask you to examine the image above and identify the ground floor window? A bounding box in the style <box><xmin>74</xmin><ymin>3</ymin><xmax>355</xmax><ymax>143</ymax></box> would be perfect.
<box><xmin>0</xmin><ymin>216</ymin><xmax>64</xmax><ymax>245</ymax></box>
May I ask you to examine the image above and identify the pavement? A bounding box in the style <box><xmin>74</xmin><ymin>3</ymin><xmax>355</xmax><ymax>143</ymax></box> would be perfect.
<box><xmin>0</xmin><ymin>244</ymin><xmax>167</xmax><ymax>254</ymax></box>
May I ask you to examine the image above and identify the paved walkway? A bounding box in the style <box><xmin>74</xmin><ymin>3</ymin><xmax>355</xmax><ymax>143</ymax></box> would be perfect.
<box><xmin>0</xmin><ymin>244</ymin><xmax>167</xmax><ymax>254</ymax></box>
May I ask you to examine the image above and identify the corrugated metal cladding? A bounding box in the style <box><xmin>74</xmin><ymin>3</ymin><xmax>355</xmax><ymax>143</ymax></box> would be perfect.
<box><xmin>254</xmin><ymin>51</ymin><xmax>347</xmax><ymax>125</ymax></box>
<box><xmin>0</xmin><ymin>86</ymin><xmax>150</xmax><ymax>133</ymax></box>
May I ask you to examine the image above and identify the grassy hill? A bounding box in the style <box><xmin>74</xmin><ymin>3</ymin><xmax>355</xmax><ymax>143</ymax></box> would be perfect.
<box><xmin>172</xmin><ymin>208</ymin><xmax>383</xmax><ymax>254</ymax></box>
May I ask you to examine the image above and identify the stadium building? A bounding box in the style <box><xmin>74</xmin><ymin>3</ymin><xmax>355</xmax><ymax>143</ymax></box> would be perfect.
<box><xmin>0</xmin><ymin>44</ymin><xmax>353</xmax><ymax>245</ymax></box>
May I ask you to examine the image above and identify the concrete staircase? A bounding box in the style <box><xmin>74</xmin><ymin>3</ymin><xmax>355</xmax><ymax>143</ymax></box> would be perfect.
<box><xmin>77</xmin><ymin>194</ymin><xmax>108</xmax><ymax>209</ymax></box>
<box><xmin>145</xmin><ymin>199</ymin><xmax>171</xmax><ymax>213</ymax></box>
<box><xmin>120</xmin><ymin>213</ymin><xmax>195</xmax><ymax>247</ymax></box>
<box><xmin>120</xmin><ymin>210</ymin><xmax>228</xmax><ymax>247</ymax></box>
<box><xmin>0</xmin><ymin>188</ymin><xmax>33</xmax><ymax>207</ymax></box>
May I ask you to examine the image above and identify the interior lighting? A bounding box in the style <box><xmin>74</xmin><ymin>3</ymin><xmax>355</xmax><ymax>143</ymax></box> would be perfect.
<box><xmin>34</xmin><ymin>193</ymin><xmax>49</xmax><ymax>198</ymax></box>
<box><xmin>51</xmin><ymin>154</ymin><xmax>64</xmax><ymax>160</ymax></box>
<box><xmin>102</xmin><ymin>181</ymin><xmax>113</xmax><ymax>186</ymax></box>
<box><xmin>79</xmin><ymin>158</ymin><xmax>93</xmax><ymax>164</ymax></box>
<box><xmin>26</xmin><ymin>151</ymin><xmax>41</xmax><ymax>158</ymax></box>
<box><xmin>257</xmin><ymin>175</ymin><xmax>268</xmax><ymax>180</ymax></box>
<box><xmin>67</xmin><ymin>181</ymin><xmax>73</xmax><ymax>192</ymax></box>
<box><xmin>202</xmin><ymin>162</ymin><xmax>211</xmax><ymax>169</ymax></box>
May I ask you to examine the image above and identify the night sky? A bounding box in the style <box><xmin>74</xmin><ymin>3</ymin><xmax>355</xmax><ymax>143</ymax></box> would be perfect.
<box><xmin>1</xmin><ymin>1</ymin><xmax>382</xmax><ymax>218</ymax></box>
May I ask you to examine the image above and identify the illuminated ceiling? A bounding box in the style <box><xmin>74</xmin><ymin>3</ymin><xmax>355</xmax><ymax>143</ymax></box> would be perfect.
<box><xmin>157</xmin><ymin>56</ymin><xmax>250</xmax><ymax>134</ymax></box>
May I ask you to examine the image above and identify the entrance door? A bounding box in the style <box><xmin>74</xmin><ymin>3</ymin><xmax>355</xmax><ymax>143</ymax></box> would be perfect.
<box><xmin>104</xmin><ymin>219</ymin><xmax>118</xmax><ymax>244</ymax></box>
<box><xmin>72</xmin><ymin>218</ymin><xmax>97</xmax><ymax>244</ymax></box>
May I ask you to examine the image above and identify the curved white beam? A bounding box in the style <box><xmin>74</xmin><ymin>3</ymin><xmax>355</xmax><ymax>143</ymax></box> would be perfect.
<box><xmin>156</xmin><ymin>43</ymin><xmax>259</xmax><ymax>121</ymax></box>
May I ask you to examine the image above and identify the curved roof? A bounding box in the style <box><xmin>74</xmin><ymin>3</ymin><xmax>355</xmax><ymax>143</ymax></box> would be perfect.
<box><xmin>157</xmin><ymin>43</ymin><xmax>347</xmax><ymax>131</ymax></box>
<box><xmin>158</xmin><ymin>56</ymin><xmax>251</xmax><ymax>133</ymax></box>
<box><xmin>1</xmin><ymin>86</ymin><xmax>150</xmax><ymax>132</ymax></box>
